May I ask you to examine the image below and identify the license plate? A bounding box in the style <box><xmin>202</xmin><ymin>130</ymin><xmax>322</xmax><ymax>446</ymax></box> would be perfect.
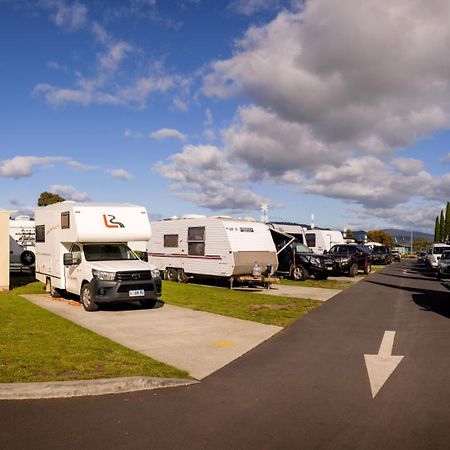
<box><xmin>129</xmin><ymin>289</ymin><xmax>145</xmax><ymax>297</ymax></box>
<box><xmin>327</xmin><ymin>266</ymin><xmax>333</xmax><ymax>270</ymax></box>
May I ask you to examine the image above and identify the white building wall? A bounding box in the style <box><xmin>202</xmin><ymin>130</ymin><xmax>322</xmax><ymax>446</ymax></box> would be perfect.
<box><xmin>0</xmin><ymin>210</ymin><xmax>10</xmax><ymax>290</ymax></box>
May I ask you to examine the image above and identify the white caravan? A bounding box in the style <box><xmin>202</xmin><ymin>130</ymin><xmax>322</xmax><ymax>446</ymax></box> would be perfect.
<box><xmin>268</xmin><ymin>222</ymin><xmax>307</xmax><ymax>244</ymax></box>
<box><xmin>147</xmin><ymin>215</ymin><xmax>278</xmax><ymax>286</ymax></box>
<box><xmin>305</xmin><ymin>229</ymin><xmax>345</xmax><ymax>254</ymax></box>
<box><xmin>35</xmin><ymin>202</ymin><xmax>161</xmax><ymax>311</ymax></box>
<box><xmin>9</xmin><ymin>215</ymin><xmax>36</xmax><ymax>269</ymax></box>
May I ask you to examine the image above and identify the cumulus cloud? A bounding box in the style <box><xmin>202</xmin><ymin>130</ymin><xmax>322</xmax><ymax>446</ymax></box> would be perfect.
<box><xmin>41</xmin><ymin>0</ymin><xmax>88</xmax><ymax>31</ymax></box>
<box><xmin>228</xmin><ymin>0</ymin><xmax>285</xmax><ymax>15</ymax></box>
<box><xmin>154</xmin><ymin>145</ymin><xmax>266</xmax><ymax>211</ymax></box>
<box><xmin>0</xmin><ymin>156</ymin><xmax>66</xmax><ymax>179</ymax></box>
<box><xmin>150</xmin><ymin>128</ymin><xmax>187</xmax><ymax>142</ymax></box>
<box><xmin>50</xmin><ymin>184</ymin><xmax>90</xmax><ymax>202</ymax></box>
<box><xmin>107</xmin><ymin>168</ymin><xmax>135</xmax><ymax>180</ymax></box>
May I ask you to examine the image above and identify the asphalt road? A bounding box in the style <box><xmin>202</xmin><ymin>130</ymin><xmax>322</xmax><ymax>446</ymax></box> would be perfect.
<box><xmin>2</xmin><ymin>260</ymin><xmax>450</xmax><ymax>450</ymax></box>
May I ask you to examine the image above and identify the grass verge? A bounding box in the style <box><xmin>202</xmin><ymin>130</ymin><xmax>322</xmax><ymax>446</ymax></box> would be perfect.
<box><xmin>0</xmin><ymin>278</ymin><xmax>187</xmax><ymax>383</ymax></box>
<box><xmin>162</xmin><ymin>281</ymin><xmax>322</xmax><ymax>327</ymax></box>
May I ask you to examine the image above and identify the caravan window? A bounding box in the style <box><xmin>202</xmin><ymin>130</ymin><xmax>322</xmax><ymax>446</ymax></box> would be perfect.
<box><xmin>188</xmin><ymin>226</ymin><xmax>205</xmax><ymax>256</ymax></box>
<box><xmin>36</xmin><ymin>225</ymin><xmax>45</xmax><ymax>243</ymax></box>
<box><xmin>305</xmin><ymin>233</ymin><xmax>316</xmax><ymax>247</ymax></box>
<box><xmin>61</xmin><ymin>212</ymin><xmax>70</xmax><ymax>229</ymax></box>
<box><xmin>164</xmin><ymin>234</ymin><xmax>179</xmax><ymax>248</ymax></box>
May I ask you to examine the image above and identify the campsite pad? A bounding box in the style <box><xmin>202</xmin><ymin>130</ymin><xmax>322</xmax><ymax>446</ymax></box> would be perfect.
<box><xmin>235</xmin><ymin>284</ymin><xmax>341</xmax><ymax>301</ymax></box>
<box><xmin>22</xmin><ymin>294</ymin><xmax>282</xmax><ymax>380</ymax></box>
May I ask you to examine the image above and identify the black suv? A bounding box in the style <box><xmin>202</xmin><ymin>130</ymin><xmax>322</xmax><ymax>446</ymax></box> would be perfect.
<box><xmin>277</xmin><ymin>241</ymin><xmax>333</xmax><ymax>281</ymax></box>
<box><xmin>326</xmin><ymin>244</ymin><xmax>371</xmax><ymax>277</ymax></box>
<box><xmin>370</xmin><ymin>246</ymin><xmax>393</xmax><ymax>265</ymax></box>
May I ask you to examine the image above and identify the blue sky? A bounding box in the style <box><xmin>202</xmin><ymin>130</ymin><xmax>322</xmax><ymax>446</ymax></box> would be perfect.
<box><xmin>1</xmin><ymin>0</ymin><xmax>449</xmax><ymax>233</ymax></box>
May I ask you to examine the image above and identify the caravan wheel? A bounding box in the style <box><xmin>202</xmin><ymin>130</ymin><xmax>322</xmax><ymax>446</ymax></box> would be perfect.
<box><xmin>177</xmin><ymin>269</ymin><xmax>188</xmax><ymax>283</ymax></box>
<box><xmin>166</xmin><ymin>268</ymin><xmax>177</xmax><ymax>281</ymax></box>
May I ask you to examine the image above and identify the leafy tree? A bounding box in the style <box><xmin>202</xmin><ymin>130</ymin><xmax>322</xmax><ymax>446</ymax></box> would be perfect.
<box><xmin>37</xmin><ymin>192</ymin><xmax>65</xmax><ymax>207</ymax></box>
<box><xmin>440</xmin><ymin>210</ymin><xmax>446</xmax><ymax>243</ymax></box>
<box><xmin>413</xmin><ymin>237</ymin><xmax>432</xmax><ymax>253</ymax></box>
<box><xmin>345</xmin><ymin>229</ymin><xmax>353</xmax><ymax>238</ymax></box>
<box><xmin>445</xmin><ymin>202</ymin><xmax>450</xmax><ymax>242</ymax></box>
<box><xmin>435</xmin><ymin>215</ymin><xmax>440</xmax><ymax>242</ymax></box>
<box><xmin>367</xmin><ymin>230</ymin><xmax>394</xmax><ymax>246</ymax></box>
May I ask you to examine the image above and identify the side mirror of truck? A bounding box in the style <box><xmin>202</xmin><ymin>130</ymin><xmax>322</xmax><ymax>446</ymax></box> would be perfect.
<box><xmin>63</xmin><ymin>253</ymin><xmax>81</xmax><ymax>266</ymax></box>
<box><xmin>323</xmin><ymin>250</ymin><xmax>328</xmax><ymax>254</ymax></box>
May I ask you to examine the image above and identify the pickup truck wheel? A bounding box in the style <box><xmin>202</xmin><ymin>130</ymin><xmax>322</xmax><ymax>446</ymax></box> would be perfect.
<box><xmin>349</xmin><ymin>263</ymin><xmax>358</xmax><ymax>277</ymax></box>
<box><xmin>291</xmin><ymin>264</ymin><xmax>308</xmax><ymax>281</ymax></box>
<box><xmin>364</xmin><ymin>263</ymin><xmax>371</xmax><ymax>275</ymax></box>
<box><xmin>80</xmin><ymin>283</ymin><xmax>99</xmax><ymax>312</ymax></box>
<box><xmin>165</xmin><ymin>268</ymin><xmax>177</xmax><ymax>281</ymax></box>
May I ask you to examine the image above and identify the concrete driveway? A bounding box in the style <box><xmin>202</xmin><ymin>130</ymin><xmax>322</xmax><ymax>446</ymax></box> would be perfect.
<box><xmin>22</xmin><ymin>294</ymin><xmax>282</xmax><ymax>380</ymax></box>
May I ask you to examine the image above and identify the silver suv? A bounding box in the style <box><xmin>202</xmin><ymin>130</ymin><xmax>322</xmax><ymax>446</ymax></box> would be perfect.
<box><xmin>437</xmin><ymin>250</ymin><xmax>450</xmax><ymax>280</ymax></box>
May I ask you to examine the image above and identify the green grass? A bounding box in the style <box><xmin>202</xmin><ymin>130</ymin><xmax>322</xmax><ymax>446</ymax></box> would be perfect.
<box><xmin>161</xmin><ymin>281</ymin><xmax>322</xmax><ymax>327</ymax></box>
<box><xmin>278</xmin><ymin>278</ymin><xmax>355</xmax><ymax>290</ymax></box>
<box><xmin>0</xmin><ymin>279</ymin><xmax>187</xmax><ymax>383</ymax></box>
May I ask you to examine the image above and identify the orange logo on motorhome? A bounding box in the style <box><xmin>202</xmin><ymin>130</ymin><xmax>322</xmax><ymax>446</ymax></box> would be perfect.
<box><xmin>103</xmin><ymin>214</ymin><xmax>125</xmax><ymax>228</ymax></box>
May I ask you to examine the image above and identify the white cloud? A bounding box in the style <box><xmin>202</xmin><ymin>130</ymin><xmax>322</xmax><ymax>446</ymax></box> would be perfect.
<box><xmin>49</xmin><ymin>184</ymin><xmax>90</xmax><ymax>202</ymax></box>
<box><xmin>66</xmin><ymin>160</ymin><xmax>97</xmax><ymax>170</ymax></box>
<box><xmin>205</xmin><ymin>1</ymin><xmax>450</xmax><ymax>156</ymax></box>
<box><xmin>107</xmin><ymin>168</ymin><xmax>135</xmax><ymax>180</ymax></box>
<box><xmin>154</xmin><ymin>145</ymin><xmax>266</xmax><ymax>211</ymax></box>
<box><xmin>228</xmin><ymin>0</ymin><xmax>285</xmax><ymax>15</ymax></box>
<box><xmin>41</xmin><ymin>0</ymin><xmax>88</xmax><ymax>31</ymax></box>
<box><xmin>150</xmin><ymin>128</ymin><xmax>187</xmax><ymax>142</ymax></box>
<box><xmin>124</xmin><ymin>128</ymin><xmax>145</xmax><ymax>139</ymax></box>
<box><xmin>0</xmin><ymin>156</ymin><xmax>66</xmax><ymax>179</ymax></box>
<box><xmin>47</xmin><ymin>60</ymin><xmax>68</xmax><ymax>72</ymax></box>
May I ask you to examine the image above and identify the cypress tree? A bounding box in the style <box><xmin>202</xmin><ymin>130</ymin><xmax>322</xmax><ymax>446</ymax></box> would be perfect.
<box><xmin>445</xmin><ymin>202</ymin><xmax>450</xmax><ymax>242</ymax></box>
<box><xmin>440</xmin><ymin>210</ymin><xmax>446</xmax><ymax>242</ymax></box>
<box><xmin>435</xmin><ymin>215</ymin><xmax>440</xmax><ymax>242</ymax></box>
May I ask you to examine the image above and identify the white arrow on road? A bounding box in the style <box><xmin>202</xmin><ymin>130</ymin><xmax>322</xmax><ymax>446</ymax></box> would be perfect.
<box><xmin>364</xmin><ymin>331</ymin><xmax>404</xmax><ymax>398</ymax></box>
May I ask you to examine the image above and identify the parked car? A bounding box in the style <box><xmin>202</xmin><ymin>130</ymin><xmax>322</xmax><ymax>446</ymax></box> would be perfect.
<box><xmin>371</xmin><ymin>246</ymin><xmax>393</xmax><ymax>265</ymax></box>
<box><xmin>426</xmin><ymin>244</ymin><xmax>450</xmax><ymax>270</ymax></box>
<box><xmin>277</xmin><ymin>241</ymin><xmax>333</xmax><ymax>281</ymax></box>
<box><xmin>417</xmin><ymin>252</ymin><xmax>427</xmax><ymax>263</ymax></box>
<box><xmin>437</xmin><ymin>250</ymin><xmax>450</xmax><ymax>280</ymax></box>
<box><xmin>326</xmin><ymin>244</ymin><xmax>371</xmax><ymax>277</ymax></box>
<box><xmin>391</xmin><ymin>250</ymin><xmax>401</xmax><ymax>262</ymax></box>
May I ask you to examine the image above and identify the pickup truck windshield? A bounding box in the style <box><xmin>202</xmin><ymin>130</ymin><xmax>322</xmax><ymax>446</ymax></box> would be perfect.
<box><xmin>83</xmin><ymin>244</ymin><xmax>138</xmax><ymax>261</ymax></box>
<box><xmin>295</xmin><ymin>243</ymin><xmax>312</xmax><ymax>253</ymax></box>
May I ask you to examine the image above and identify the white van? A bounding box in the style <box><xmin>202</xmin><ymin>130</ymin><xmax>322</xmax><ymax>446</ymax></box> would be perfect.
<box><xmin>147</xmin><ymin>215</ymin><xmax>278</xmax><ymax>286</ymax></box>
<box><xmin>9</xmin><ymin>215</ymin><xmax>36</xmax><ymax>269</ymax></box>
<box><xmin>35</xmin><ymin>202</ymin><xmax>161</xmax><ymax>311</ymax></box>
<box><xmin>305</xmin><ymin>229</ymin><xmax>345</xmax><ymax>254</ymax></box>
<box><xmin>426</xmin><ymin>243</ymin><xmax>450</xmax><ymax>270</ymax></box>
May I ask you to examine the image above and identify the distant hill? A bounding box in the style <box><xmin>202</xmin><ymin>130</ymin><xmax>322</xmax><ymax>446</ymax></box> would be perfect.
<box><xmin>350</xmin><ymin>229</ymin><xmax>433</xmax><ymax>245</ymax></box>
<box><xmin>383</xmin><ymin>229</ymin><xmax>433</xmax><ymax>244</ymax></box>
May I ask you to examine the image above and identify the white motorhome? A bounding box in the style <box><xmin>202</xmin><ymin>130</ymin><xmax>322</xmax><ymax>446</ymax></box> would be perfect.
<box><xmin>147</xmin><ymin>215</ymin><xmax>278</xmax><ymax>286</ymax></box>
<box><xmin>305</xmin><ymin>229</ymin><xmax>345</xmax><ymax>254</ymax></box>
<box><xmin>35</xmin><ymin>202</ymin><xmax>161</xmax><ymax>311</ymax></box>
<box><xmin>9</xmin><ymin>215</ymin><xmax>36</xmax><ymax>269</ymax></box>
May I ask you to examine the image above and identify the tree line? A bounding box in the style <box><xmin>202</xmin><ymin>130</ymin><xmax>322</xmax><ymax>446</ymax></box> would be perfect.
<box><xmin>434</xmin><ymin>202</ymin><xmax>450</xmax><ymax>243</ymax></box>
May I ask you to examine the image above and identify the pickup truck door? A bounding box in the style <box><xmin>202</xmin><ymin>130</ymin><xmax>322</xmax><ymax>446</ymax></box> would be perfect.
<box><xmin>65</xmin><ymin>244</ymin><xmax>82</xmax><ymax>294</ymax></box>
